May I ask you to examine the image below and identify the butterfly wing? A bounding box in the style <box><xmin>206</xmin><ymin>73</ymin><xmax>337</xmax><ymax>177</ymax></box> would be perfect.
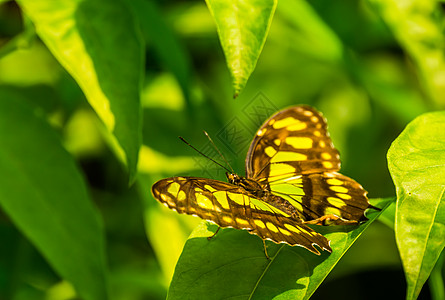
<box><xmin>245</xmin><ymin>105</ymin><xmax>372</xmax><ymax>225</ymax></box>
<box><xmin>246</xmin><ymin>105</ymin><xmax>340</xmax><ymax>181</ymax></box>
<box><xmin>269</xmin><ymin>172</ymin><xmax>370</xmax><ymax>224</ymax></box>
<box><xmin>152</xmin><ymin>176</ymin><xmax>331</xmax><ymax>254</ymax></box>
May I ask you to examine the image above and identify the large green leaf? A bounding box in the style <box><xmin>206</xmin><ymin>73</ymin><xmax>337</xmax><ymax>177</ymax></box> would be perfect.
<box><xmin>205</xmin><ymin>0</ymin><xmax>277</xmax><ymax>97</ymax></box>
<box><xmin>16</xmin><ymin>0</ymin><xmax>143</xmax><ymax>181</ymax></box>
<box><xmin>167</xmin><ymin>198</ymin><xmax>391</xmax><ymax>300</ymax></box>
<box><xmin>387</xmin><ymin>111</ymin><xmax>445</xmax><ymax>300</ymax></box>
<box><xmin>0</xmin><ymin>94</ymin><xmax>109</xmax><ymax>300</ymax></box>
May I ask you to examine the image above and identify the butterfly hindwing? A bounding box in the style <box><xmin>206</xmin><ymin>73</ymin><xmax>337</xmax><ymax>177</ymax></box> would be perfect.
<box><xmin>152</xmin><ymin>176</ymin><xmax>331</xmax><ymax>254</ymax></box>
<box><xmin>268</xmin><ymin>172</ymin><xmax>370</xmax><ymax>225</ymax></box>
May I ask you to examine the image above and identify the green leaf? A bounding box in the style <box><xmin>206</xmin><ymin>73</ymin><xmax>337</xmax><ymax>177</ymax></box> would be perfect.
<box><xmin>0</xmin><ymin>94</ymin><xmax>109</xmax><ymax>300</ymax></box>
<box><xmin>16</xmin><ymin>0</ymin><xmax>143</xmax><ymax>181</ymax></box>
<box><xmin>387</xmin><ymin>111</ymin><xmax>445</xmax><ymax>300</ymax></box>
<box><xmin>205</xmin><ymin>0</ymin><xmax>277</xmax><ymax>97</ymax></box>
<box><xmin>428</xmin><ymin>250</ymin><xmax>444</xmax><ymax>300</ymax></box>
<box><xmin>167</xmin><ymin>198</ymin><xmax>391</xmax><ymax>300</ymax></box>
<box><xmin>377</xmin><ymin>200</ymin><xmax>396</xmax><ymax>230</ymax></box>
<box><xmin>367</xmin><ymin>0</ymin><xmax>445</xmax><ymax>106</ymax></box>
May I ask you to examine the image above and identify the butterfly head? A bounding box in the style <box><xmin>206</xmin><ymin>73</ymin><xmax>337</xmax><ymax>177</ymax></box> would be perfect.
<box><xmin>226</xmin><ymin>172</ymin><xmax>266</xmax><ymax>196</ymax></box>
<box><xmin>226</xmin><ymin>172</ymin><xmax>240</xmax><ymax>185</ymax></box>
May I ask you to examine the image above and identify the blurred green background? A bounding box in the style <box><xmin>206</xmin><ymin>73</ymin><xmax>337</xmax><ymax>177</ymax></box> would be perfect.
<box><xmin>0</xmin><ymin>0</ymin><xmax>443</xmax><ymax>299</ymax></box>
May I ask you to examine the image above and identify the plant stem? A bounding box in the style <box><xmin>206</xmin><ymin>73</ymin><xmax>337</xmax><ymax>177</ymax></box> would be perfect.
<box><xmin>429</xmin><ymin>249</ymin><xmax>445</xmax><ymax>300</ymax></box>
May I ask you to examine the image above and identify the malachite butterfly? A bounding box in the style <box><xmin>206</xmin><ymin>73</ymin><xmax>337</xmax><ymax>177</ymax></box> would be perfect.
<box><xmin>152</xmin><ymin>105</ymin><xmax>377</xmax><ymax>254</ymax></box>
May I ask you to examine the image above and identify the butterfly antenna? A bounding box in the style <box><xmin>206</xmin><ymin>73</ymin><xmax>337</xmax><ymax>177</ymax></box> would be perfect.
<box><xmin>203</xmin><ymin>131</ymin><xmax>234</xmax><ymax>173</ymax></box>
<box><xmin>179</xmin><ymin>136</ymin><xmax>232</xmax><ymax>173</ymax></box>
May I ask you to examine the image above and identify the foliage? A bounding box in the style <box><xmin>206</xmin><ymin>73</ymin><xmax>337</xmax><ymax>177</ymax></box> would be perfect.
<box><xmin>0</xmin><ymin>0</ymin><xmax>444</xmax><ymax>299</ymax></box>
<box><xmin>388</xmin><ymin>112</ymin><xmax>445</xmax><ymax>300</ymax></box>
<box><xmin>169</xmin><ymin>198</ymin><xmax>391</xmax><ymax>300</ymax></box>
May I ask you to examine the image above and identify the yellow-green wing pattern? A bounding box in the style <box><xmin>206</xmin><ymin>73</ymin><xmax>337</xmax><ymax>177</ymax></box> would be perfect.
<box><xmin>246</xmin><ymin>105</ymin><xmax>340</xmax><ymax>181</ymax></box>
<box><xmin>151</xmin><ymin>105</ymin><xmax>376</xmax><ymax>255</ymax></box>
<box><xmin>268</xmin><ymin>172</ymin><xmax>370</xmax><ymax>225</ymax></box>
<box><xmin>244</xmin><ymin>105</ymin><xmax>372</xmax><ymax>225</ymax></box>
<box><xmin>152</xmin><ymin>176</ymin><xmax>331</xmax><ymax>254</ymax></box>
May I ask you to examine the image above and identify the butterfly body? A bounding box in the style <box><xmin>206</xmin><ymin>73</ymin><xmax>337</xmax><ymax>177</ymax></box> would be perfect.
<box><xmin>152</xmin><ymin>105</ymin><xmax>376</xmax><ymax>255</ymax></box>
<box><xmin>226</xmin><ymin>173</ymin><xmax>267</xmax><ymax>198</ymax></box>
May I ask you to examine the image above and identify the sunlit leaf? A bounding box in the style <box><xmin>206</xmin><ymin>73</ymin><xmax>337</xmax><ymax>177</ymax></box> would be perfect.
<box><xmin>0</xmin><ymin>41</ymin><xmax>61</xmax><ymax>86</ymax></box>
<box><xmin>16</xmin><ymin>0</ymin><xmax>143</xmax><ymax>181</ymax></box>
<box><xmin>138</xmin><ymin>146</ymin><xmax>197</xmax><ymax>174</ymax></box>
<box><xmin>367</xmin><ymin>0</ymin><xmax>445</xmax><ymax>106</ymax></box>
<box><xmin>167</xmin><ymin>198</ymin><xmax>391</xmax><ymax>300</ymax></box>
<box><xmin>205</xmin><ymin>0</ymin><xmax>277</xmax><ymax>97</ymax></box>
<box><xmin>388</xmin><ymin>111</ymin><xmax>445</xmax><ymax>300</ymax></box>
<box><xmin>0</xmin><ymin>94</ymin><xmax>109</xmax><ymax>300</ymax></box>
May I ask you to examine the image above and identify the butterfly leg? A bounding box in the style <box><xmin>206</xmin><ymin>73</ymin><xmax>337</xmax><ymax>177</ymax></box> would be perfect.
<box><xmin>262</xmin><ymin>239</ymin><xmax>270</xmax><ymax>260</ymax></box>
<box><xmin>304</xmin><ymin>214</ymin><xmax>357</xmax><ymax>226</ymax></box>
<box><xmin>207</xmin><ymin>226</ymin><xmax>221</xmax><ymax>241</ymax></box>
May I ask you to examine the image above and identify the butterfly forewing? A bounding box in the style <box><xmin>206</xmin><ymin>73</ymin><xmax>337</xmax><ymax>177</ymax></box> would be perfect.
<box><xmin>246</xmin><ymin>105</ymin><xmax>341</xmax><ymax>181</ymax></box>
<box><xmin>152</xmin><ymin>176</ymin><xmax>331</xmax><ymax>254</ymax></box>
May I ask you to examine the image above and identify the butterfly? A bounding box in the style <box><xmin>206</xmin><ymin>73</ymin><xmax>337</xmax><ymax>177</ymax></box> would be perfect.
<box><xmin>151</xmin><ymin>105</ymin><xmax>376</xmax><ymax>255</ymax></box>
